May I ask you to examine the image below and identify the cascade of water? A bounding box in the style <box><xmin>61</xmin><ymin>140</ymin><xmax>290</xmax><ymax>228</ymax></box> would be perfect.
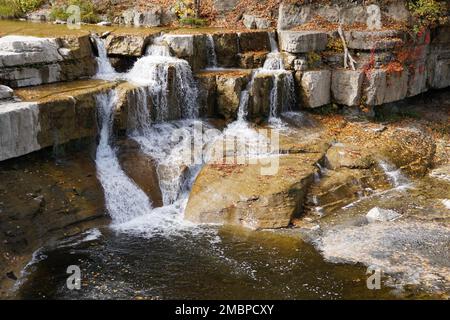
<box><xmin>126</xmin><ymin>39</ymin><xmax>202</xmax><ymax>207</ymax></box>
<box><xmin>378</xmin><ymin>160</ymin><xmax>411</xmax><ymax>188</ymax></box>
<box><xmin>262</xmin><ymin>32</ymin><xmax>296</xmax><ymax>120</ymax></box>
<box><xmin>126</xmin><ymin>40</ymin><xmax>199</xmax><ymax>121</ymax></box>
<box><xmin>91</xmin><ymin>35</ymin><xmax>117</xmax><ymax>80</ymax></box>
<box><xmin>205</xmin><ymin>34</ymin><xmax>218</xmax><ymax>69</ymax></box>
<box><xmin>90</xmin><ymin>37</ymin><xmax>210</xmax><ymax>234</ymax></box>
<box><xmin>95</xmin><ymin>90</ymin><xmax>153</xmax><ymax>224</ymax></box>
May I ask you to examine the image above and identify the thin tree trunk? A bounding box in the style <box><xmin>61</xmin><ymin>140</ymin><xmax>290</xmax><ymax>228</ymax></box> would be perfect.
<box><xmin>338</xmin><ymin>25</ymin><xmax>357</xmax><ymax>71</ymax></box>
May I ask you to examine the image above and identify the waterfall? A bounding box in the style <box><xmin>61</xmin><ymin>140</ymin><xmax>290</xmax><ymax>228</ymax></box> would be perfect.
<box><xmin>94</xmin><ymin>90</ymin><xmax>153</xmax><ymax>224</ymax></box>
<box><xmin>262</xmin><ymin>32</ymin><xmax>295</xmax><ymax>121</ymax></box>
<box><xmin>126</xmin><ymin>41</ymin><xmax>199</xmax><ymax>121</ymax></box>
<box><xmin>205</xmin><ymin>34</ymin><xmax>218</xmax><ymax>69</ymax></box>
<box><xmin>92</xmin><ymin>35</ymin><xmax>117</xmax><ymax>80</ymax></box>
<box><xmin>232</xmin><ymin>32</ymin><xmax>295</xmax><ymax>125</ymax></box>
<box><xmin>236</xmin><ymin>73</ymin><xmax>256</xmax><ymax>122</ymax></box>
<box><xmin>126</xmin><ymin>39</ymin><xmax>202</xmax><ymax>207</ymax></box>
<box><xmin>378</xmin><ymin>161</ymin><xmax>410</xmax><ymax>188</ymax></box>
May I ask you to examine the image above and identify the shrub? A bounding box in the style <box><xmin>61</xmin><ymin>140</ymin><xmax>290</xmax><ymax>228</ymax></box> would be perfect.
<box><xmin>50</xmin><ymin>0</ymin><xmax>99</xmax><ymax>23</ymax></box>
<box><xmin>407</xmin><ymin>0</ymin><xmax>449</xmax><ymax>33</ymax></box>
<box><xmin>174</xmin><ymin>0</ymin><xmax>196</xmax><ymax>19</ymax></box>
<box><xmin>0</xmin><ymin>0</ymin><xmax>43</xmax><ymax>18</ymax></box>
<box><xmin>307</xmin><ymin>51</ymin><xmax>321</xmax><ymax>68</ymax></box>
<box><xmin>179</xmin><ymin>17</ymin><xmax>207</xmax><ymax>27</ymax></box>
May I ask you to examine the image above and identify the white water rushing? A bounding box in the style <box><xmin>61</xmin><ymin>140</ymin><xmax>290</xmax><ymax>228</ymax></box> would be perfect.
<box><xmin>92</xmin><ymin>35</ymin><xmax>118</xmax><ymax>80</ymax></box>
<box><xmin>263</xmin><ymin>32</ymin><xmax>296</xmax><ymax>124</ymax></box>
<box><xmin>205</xmin><ymin>34</ymin><xmax>218</xmax><ymax>69</ymax></box>
<box><xmin>126</xmin><ymin>40</ymin><xmax>199</xmax><ymax>121</ymax></box>
<box><xmin>378</xmin><ymin>160</ymin><xmax>411</xmax><ymax>189</ymax></box>
<box><xmin>95</xmin><ymin>91</ymin><xmax>153</xmax><ymax>224</ymax></box>
<box><xmin>233</xmin><ymin>32</ymin><xmax>296</xmax><ymax>127</ymax></box>
<box><xmin>92</xmin><ymin>37</ymin><xmax>207</xmax><ymax>235</ymax></box>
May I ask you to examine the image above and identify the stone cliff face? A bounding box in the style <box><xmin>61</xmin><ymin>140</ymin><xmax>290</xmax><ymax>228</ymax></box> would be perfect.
<box><xmin>1</xmin><ymin>17</ymin><xmax>450</xmax><ymax>161</ymax></box>
<box><xmin>0</xmin><ymin>34</ymin><xmax>97</xmax><ymax>87</ymax></box>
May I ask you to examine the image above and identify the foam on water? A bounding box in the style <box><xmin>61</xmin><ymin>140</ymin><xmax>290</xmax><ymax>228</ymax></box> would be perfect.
<box><xmin>126</xmin><ymin>41</ymin><xmax>199</xmax><ymax>121</ymax></box>
<box><xmin>91</xmin><ymin>35</ymin><xmax>118</xmax><ymax>80</ymax></box>
<box><xmin>378</xmin><ymin>160</ymin><xmax>411</xmax><ymax>189</ymax></box>
<box><xmin>316</xmin><ymin>220</ymin><xmax>450</xmax><ymax>292</ymax></box>
<box><xmin>95</xmin><ymin>91</ymin><xmax>153</xmax><ymax>224</ymax></box>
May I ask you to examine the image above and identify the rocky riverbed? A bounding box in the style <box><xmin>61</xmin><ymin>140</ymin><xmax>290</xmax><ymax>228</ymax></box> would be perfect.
<box><xmin>0</xmin><ymin>90</ymin><xmax>448</xmax><ymax>299</ymax></box>
<box><xmin>0</xmin><ymin>2</ymin><xmax>449</xmax><ymax>299</ymax></box>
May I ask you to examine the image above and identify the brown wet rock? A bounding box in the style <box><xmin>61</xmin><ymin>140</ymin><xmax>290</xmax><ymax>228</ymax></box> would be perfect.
<box><xmin>0</xmin><ymin>148</ymin><xmax>107</xmax><ymax>298</ymax></box>
<box><xmin>212</xmin><ymin>33</ymin><xmax>239</xmax><ymax>67</ymax></box>
<box><xmin>185</xmin><ymin>123</ymin><xmax>330</xmax><ymax>230</ymax></box>
<box><xmin>325</xmin><ymin>144</ymin><xmax>376</xmax><ymax>170</ymax></box>
<box><xmin>185</xmin><ymin>154</ymin><xmax>320</xmax><ymax>229</ymax></box>
<box><xmin>116</xmin><ymin>139</ymin><xmax>163</xmax><ymax>208</ymax></box>
<box><xmin>306</xmin><ymin>167</ymin><xmax>392</xmax><ymax>214</ymax></box>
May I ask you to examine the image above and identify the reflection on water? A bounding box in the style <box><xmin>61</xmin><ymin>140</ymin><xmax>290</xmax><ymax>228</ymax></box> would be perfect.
<box><xmin>14</xmin><ymin>168</ymin><xmax>450</xmax><ymax>300</ymax></box>
<box><xmin>17</xmin><ymin>225</ymin><xmax>400</xmax><ymax>300</ymax></box>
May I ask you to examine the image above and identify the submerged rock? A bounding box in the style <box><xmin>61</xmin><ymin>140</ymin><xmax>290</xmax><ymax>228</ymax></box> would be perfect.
<box><xmin>366</xmin><ymin>207</ymin><xmax>401</xmax><ymax>223</ymax></box>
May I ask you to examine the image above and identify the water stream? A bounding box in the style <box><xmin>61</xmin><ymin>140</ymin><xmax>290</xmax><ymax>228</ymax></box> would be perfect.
<box><xmin>205</xmin><ymin>34</ymin><xmax>218</xmax><ymax>69</ymax></box>
<box><xmin>92</xmin><ymin>35</ymin><xmax>118</xmax><ymax>80</ymax></box>
<box><xmin>10</xmin><ymin>32</ymin><xmax>449</xmax><ymax>300</ymax></box>
<box><xmin>95</xmin><ymin>91</ymin><xmax>153</xmax><ymax>224</ymax></box>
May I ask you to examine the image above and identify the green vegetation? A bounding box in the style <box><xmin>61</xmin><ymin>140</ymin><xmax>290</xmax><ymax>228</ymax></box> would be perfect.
<box><xmin>407</xmin><ymin>0</ymin><xmax>449</xmax><ymax>33</ymax></box>
<box><xmin>179</xmin><ymin>17</ymin><xmax>207</xmax><ymax>27</ymax></box>
<box><xmin>50</xmin><ymin>0</ymin><xmax>100</xmax><ymax>23</ymax></box>
<box><xmin>175</xmin><ymin>0</ymin><xmax>206</xmax><ymax>26</ymax></box>
<box><xmin>307</xmin><ymin>52</ymin><xmax>321</xmax><ymax>68</ymax></box>
<box><xmin>0</xmin><ymin>0</ymin><xmax>43</xmax><ymax>18</ymax></box>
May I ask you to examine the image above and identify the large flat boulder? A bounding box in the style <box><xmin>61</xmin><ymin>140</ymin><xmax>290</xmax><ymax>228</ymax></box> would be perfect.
<box><xmin>0</xmin><ymin>80</ymin><xmax>118</xmax><ymax>161</ymax></box>
<box><xmin>0</xmin><ymin>36</ymin><xmax>62</xmax><ymax>67</ymax></box>
<box><xmin>344</xmin><ymin>30</ymin><xmax>405</xmax><ymax>51</ymax></box>
<box><xmin>279</xmin><ymin>31</ymin><xmax>328</xmax><ymax>53</ymax></box>
<box><xmin>185</xmin><ymin>153</ymin><xmax>319</xmax><ymax>229</ymax></box>
<box><xmin>185</xmin><ymin>125</ymin><xmax>331</xmax><ymax>229</ymax></box>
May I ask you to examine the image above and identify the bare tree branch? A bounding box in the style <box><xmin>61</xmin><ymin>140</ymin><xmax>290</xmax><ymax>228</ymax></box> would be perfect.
<box><xmin>338</xmin><ymin>25</ymin><xmax>357</xmax><ymax>71</ymax></box>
